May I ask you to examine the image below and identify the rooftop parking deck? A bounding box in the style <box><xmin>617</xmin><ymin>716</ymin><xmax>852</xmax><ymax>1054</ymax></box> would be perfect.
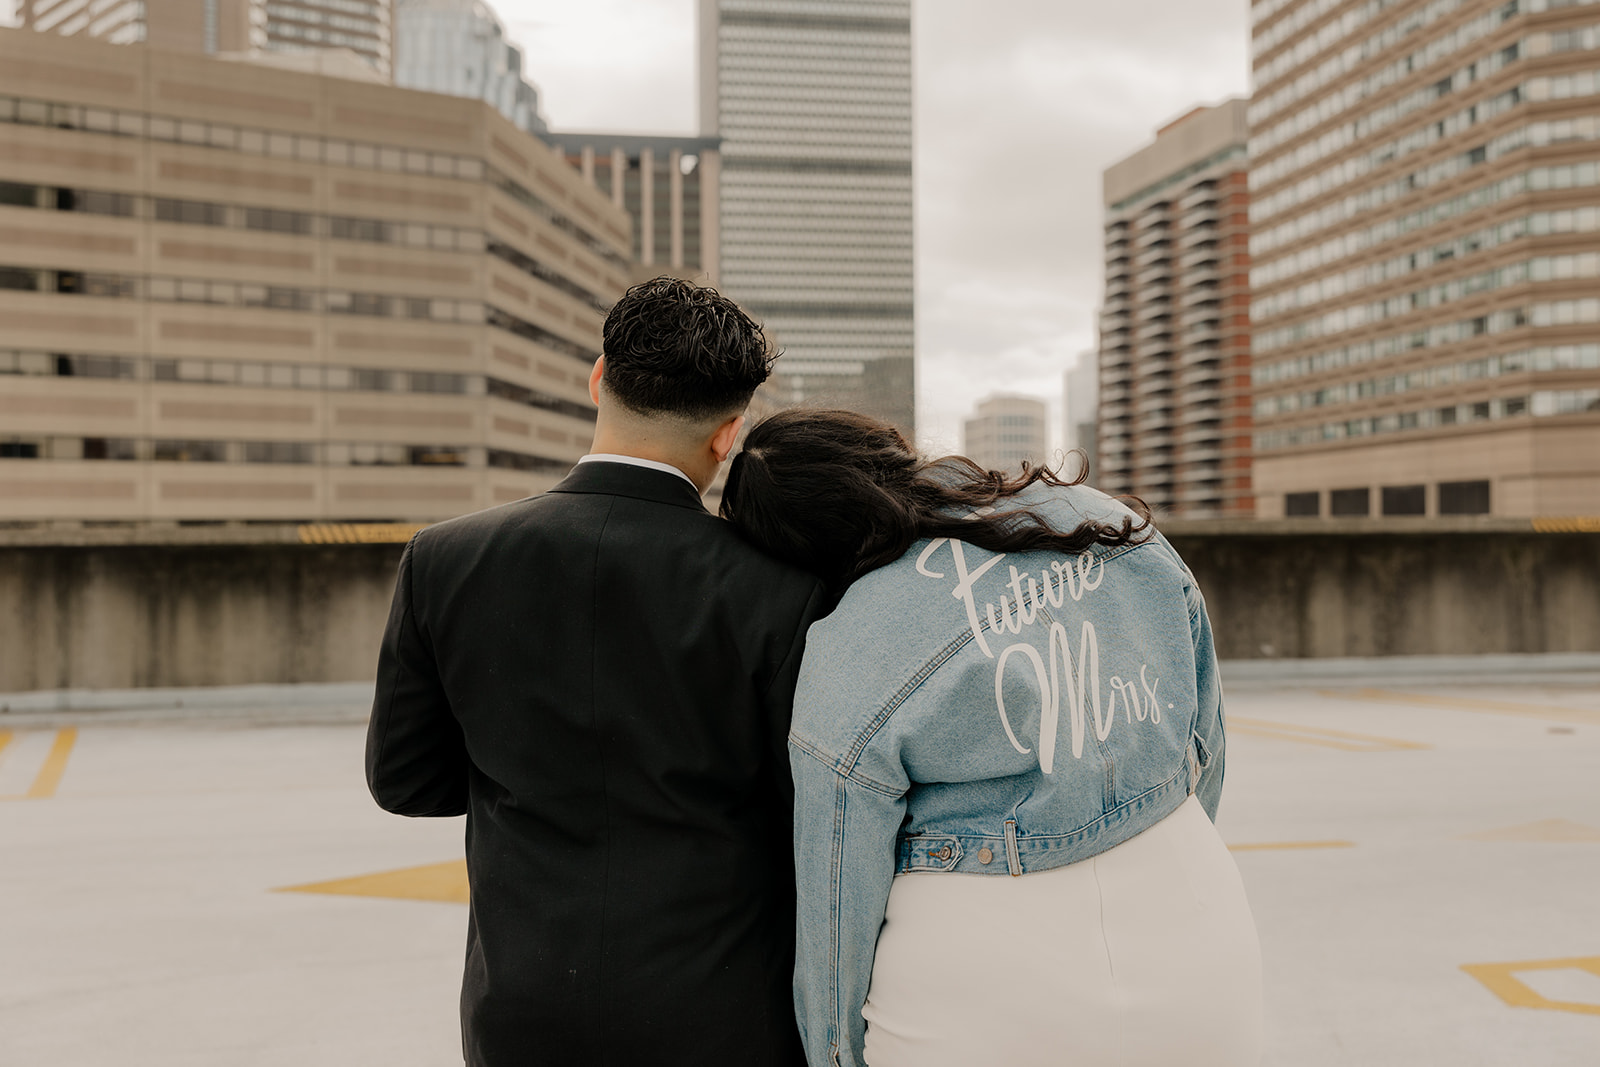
<box><xmin>2</xmin><ymin>661</ymin><xmax>1598</xmax><ymax>1065</ymax></box>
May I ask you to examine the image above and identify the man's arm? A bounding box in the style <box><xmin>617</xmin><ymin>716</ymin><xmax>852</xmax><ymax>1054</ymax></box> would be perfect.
<box><xmin>366</xmin><ymin>536</ymin><xmax>470</xmax><ymax>817</ymax></box>
<box><xmin>761</xmin><ymin>581</ymin><xmax>830</xmax><ymax>812</ymax></box>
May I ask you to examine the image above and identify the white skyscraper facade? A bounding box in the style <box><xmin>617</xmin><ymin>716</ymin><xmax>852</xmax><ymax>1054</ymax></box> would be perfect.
<box><xmin>698</xmin><ymin>0</ymin><xmax>915</xmax><ymax>432</ymax></box>
<box><xmin>394</xmin><ymin>0</ymin><xmax>546</xmax><ymax>136</ymax></box>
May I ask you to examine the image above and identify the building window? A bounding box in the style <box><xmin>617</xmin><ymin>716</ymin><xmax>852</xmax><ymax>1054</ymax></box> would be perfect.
<box><xmin>409</xmin><ymin>446</ymin><xmax>467</xmax><ymax>466</ymax></box>
<box><xmin>83</xmin><ymin>437</ymin><xmax>138</xmax><ymax>460</ymax></box>
<box><xmin>0</xmin><ymin>180</ymin><xmax>37</xmax><ymax>207</ymax></box>
<box><xmin>153</xmin><ymin>440</ymin><xmax>227</xmax><ymax>462</ymax></box>
<box><xmin>1439</xmin><ymin>480</ymin><xmax>1491</xmax><ymax>515</ymax></box>
<box><xmin>1284</xmin><ymin>491</ymin><xmax>1319</xmax><ymax>517</ymax></box>
<box><xmin>243</xmin><ymin>441</ymin><xmax>315</xmax><ymax>464</ymax></box>
<box><xmin>155</xmin><ymin>198</ymin><xmax>228</xmax><ymax>226</ymax></box>
<box><xmin>1329</xmin><ymin>487</ymin><xmax>1370</xmax><ymax>517</ymax></box>
<box><xmin>1381</xmin><ymin>485</ymin><xmax>1426</xmax><ymax>516</ymax></box>
<box><xmin>243</xmin><ymin>207</ymin><xmax>313</xmax><ymax>235</ymax></box>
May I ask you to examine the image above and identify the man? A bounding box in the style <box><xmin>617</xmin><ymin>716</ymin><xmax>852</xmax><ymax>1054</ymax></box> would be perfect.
<box><xmin>366</xmin><ymin>277</ymin><xmax>827</xmax><ymax>1066</ymax></box>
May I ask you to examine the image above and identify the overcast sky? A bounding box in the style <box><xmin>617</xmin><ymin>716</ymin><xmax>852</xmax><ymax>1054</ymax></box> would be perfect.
<box><xmin>0</xmin><ymin>0</ymin><xmax>1253</xmax><ymax>453</ymax></box>
<box><xmin>501</xmin><ymin>0</ymin><xmax>1253</xmax><ymax>453</ymax></box>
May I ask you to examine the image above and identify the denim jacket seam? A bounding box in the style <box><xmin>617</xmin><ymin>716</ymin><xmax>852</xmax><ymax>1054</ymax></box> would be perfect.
<box><xmin>832</xmin><ymin>627</ymin><xmax>976</xmax><ymax>781</ymax></box>
<box><xmin>1035</xmin><ymin>761</ymin><xmax>1186</xmax><ymax>845</ymax></box>
<box><xmin>791</xmin><ymin>735</ymin><xmax>901</xmax><ymax>799</ymax></box>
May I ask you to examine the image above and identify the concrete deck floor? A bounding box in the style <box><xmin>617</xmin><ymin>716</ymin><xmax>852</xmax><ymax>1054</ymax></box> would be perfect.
<box><xmin>1</xmin><ymin>676</ymin><xmax>1597</xmax><ymax>1065</ymax></box>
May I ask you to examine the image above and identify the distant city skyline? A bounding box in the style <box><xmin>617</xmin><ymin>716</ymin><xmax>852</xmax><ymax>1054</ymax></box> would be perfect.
<box><xmin>483</xmin><ymin>0</ymin><xmax>1253</xmax><ymax>454</ymax></box>
<box><xmin>0</xmin><ymin>0</ymin><xmax>1254</xmax><ymax>455</ymax></box>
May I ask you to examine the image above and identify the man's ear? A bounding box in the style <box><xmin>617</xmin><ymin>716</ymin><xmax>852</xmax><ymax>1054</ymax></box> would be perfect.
<box><xmin>588</xmin><ymin>357</ymin><xmax>605</xmax><ymax>406</ymax></box>
<box><xmin>710</xmin><ymin>414</ymin><xmax>746</xmax><ymax>464</ymax></box>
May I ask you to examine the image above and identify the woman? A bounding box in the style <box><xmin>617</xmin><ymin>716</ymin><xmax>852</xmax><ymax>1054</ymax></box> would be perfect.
<box><xmin>720</xmin><ymin>409</ymin><xmax>1262</xmax><ymax>1067</ymax></box>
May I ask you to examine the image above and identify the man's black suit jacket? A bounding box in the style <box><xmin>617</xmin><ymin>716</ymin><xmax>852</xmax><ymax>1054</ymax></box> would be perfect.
<box><xmin>366</xmin><ymin>461</ymin><xmax>826</xmax><ymax>1067</ymax></box>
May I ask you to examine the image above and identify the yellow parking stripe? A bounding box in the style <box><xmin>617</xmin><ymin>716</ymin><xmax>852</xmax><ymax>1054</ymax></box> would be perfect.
<box><xmin>24</xmin><ymin>728</ymin><xmax>77</xmax><ymax>799</ymax></box>
<box><xmin>0</xmin><ymin>728</ymin><xmax>78</xmax><ymax>800</ymax></box>
<box><xmin>1229</xmin><ymin>716</ymin><xmax>1429</xmax><ymax>752</ymax></box>
<box><xmin>1463</xmin><ymin>956</ymin><xmax>1600</xmax><ymax>1016</ymax></box>
<box><xmin>276</xmin><ymin>860</ymin><xmax>469</xmax><ymax>904</ymax></box>
<box><xmin>1320</xmin><ymin>688</ymin><xmax>1600</xmax><ymax>726</ymax></box>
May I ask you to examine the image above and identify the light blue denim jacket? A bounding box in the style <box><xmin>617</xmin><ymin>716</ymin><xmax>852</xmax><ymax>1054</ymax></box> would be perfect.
<box><xmin>788</xmin><ymin>484</ymin><xmax>1225</xmax><ymax>1067</ymax></box>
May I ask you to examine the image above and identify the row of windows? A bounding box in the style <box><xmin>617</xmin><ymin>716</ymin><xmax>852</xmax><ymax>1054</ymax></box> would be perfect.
<box><xmin>1253</xmin><ymin>0</ymin><xmax>1405</xmax><ymax>71</ymax></box>
<box><xmin>0</xmin><ymin>93</ymin><xmax>628</xmax><ymax>269</ymax></box>
<box><xmin>1252</xmin><ymin>163</ymin><xmax>1600</xmax><ymax>285</ymax></box>
<box><xmin>0</xmin><ymin>180</ymin><xmax>613</xmax><ymax>313</ymax></box>
<box><xmin>0</xmin><ymin>350</ymin><xmax>597</xmax><ymax>423</ymax></box>
<box><xmin>0</xmin><ymin>265</ymin><xmax>487</xmax><ymax>322</ymax></box>
<box><xmin>0</xmin><ymin>266</ymin><xmax>600</xmax><ymax>365</ymax></box>
<box><xmin>1252</xmin><ymin>1</ymin><xmax>1521</xmax><ymax>166</ymax></box>
<box><xmin>1256</xmin><ymin>343</ymin><xmax>1600</xmax><ymax>416</ymax></box>
<box><xmin>1256</xmin><ymin>56</ymin><xmax>1600</xmax><ymax>230</ymax></box>
<box><xmin>1255</xmin><ymin>389</ymin><xmax>1600</xmax><ymax>451</ymax></box>
<box><xmin>1256</xmin><ymin>298</ymin><xmax>1600</xmax><ymax>386</ymax></box>
<box><xmin>0</xmin><ymin>437</ymin><xmax>469</xmax><ymax>466</ymax></box>
<box><xmin>1251</xmin><ymin>0</ymin><xmax>1497</xmax><ymax>129</ymax></box>
<box><xmin>1253</xmin><ymin>155</ymin><xmax>1600</xmax><ymax>265</ymax></box>
<box><xmin>1254</xmin><ymin>207</ymin><xmax>1600</xmax><ymax>320</ymax></box>
<box><xmin>1283</xmin><ymin>481</ymin><xmax>1491</xmax><ymax>517</ymax></box>
<box><xmin>1252</xmin><ymin>63</ymin><xmax>1523</xmax><ymax>220</ymax></box>
<box><xmin>0</xmin><ymin>178</ymin><xmax>482</xmax><ymax>247</ymax></box>
<box><xmin>265</xmin><ymin>20</ymin><xmax>384</xmax><ymax>54</ymax></box>
<box><xmin>0</xmin><ymin>437</ymin><xmax>570</xmax><ymax>473</ymax></box>
<box><xmin>1251</xmin><ymin>0</ymin><xmax>1574</xmax><ymax>95</ymax></box>
<box><xmin>1255</xmin><ymin>253</ymin><xmax>1600</xmax><ymax>353</ymax></box>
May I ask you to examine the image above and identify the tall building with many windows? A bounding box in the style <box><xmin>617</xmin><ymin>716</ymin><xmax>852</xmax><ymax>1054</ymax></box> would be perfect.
<box><xmin>1249</xmin><ymin>0</ymin><xmax>1600</xmax><ymax>519</ymax></box>
<box><xmin>260</xmin><ymin>0</ymin><xmax>392</xmax><ymax>78</ymax></box>
<box><xmin>20</xmin><ymin>0</ymin><xmax>392</xmax><ymax>78</ymax></box>
<box><xmin>0</xmin><ymin>28</ymin><xmax>634</xmax><ymax>523</ymax></box>
<box><xmin>394</xmin><ymin>0</ymin><xmax>545</xmax><ymax>135</ymax></box>
<box><xmin>963</xmin><ymin>394</ymin><xmax>1049</xmax><ymax>473</ymax></box>
<box><xmin>19</xmin><ymin>0</ymin><xmax>264</xmax><ymax>52</ymax></box>
<box><xmin>1097</xmin><ymin>100</ymin><xmax>1253</xmax><ymax>518</ymax></box>
<box><xmin>548</xmin><ymin>133</ymin><xmax>721</xmax><ymax>278</ymax></box>
<box><xmin>697</xmin><ymin>0</ymin><xmax>915</xmax><ymax>432</ymax></box>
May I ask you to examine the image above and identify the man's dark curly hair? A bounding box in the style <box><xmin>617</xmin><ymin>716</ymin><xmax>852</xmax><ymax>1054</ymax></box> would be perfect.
<box><xmin>600</xmin><ymin>277</ymin><xmax>776</xmax><ymax>420</ymax></box>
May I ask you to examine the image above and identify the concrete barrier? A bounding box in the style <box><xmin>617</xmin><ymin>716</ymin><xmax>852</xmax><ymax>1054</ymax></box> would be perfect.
<box><xmin>1165</xmin><ymin>520</ymin><xmax>1600</xmax><ymax>661</ymax></box>
<box><xmin>0</xmin><ymin>519</ymin><xmax>1595</xmax><ymax>691</ymax></box>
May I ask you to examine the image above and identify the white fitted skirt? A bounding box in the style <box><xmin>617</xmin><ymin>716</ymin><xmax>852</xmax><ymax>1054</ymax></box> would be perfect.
<box><xmin>861</xmin><ymin>794</ymin><xmax>1262</xmax><ymax>1067</ymax></box>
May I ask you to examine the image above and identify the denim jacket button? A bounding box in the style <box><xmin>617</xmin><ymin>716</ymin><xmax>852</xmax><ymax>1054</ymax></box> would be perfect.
<box><xmin>933</xmin><ymin>846</ymin><xmax>952</xmax><ymax>860</ymax></box>
<box><xmin>977</xmin><ymin>847</ymin><xmax>993</xmax><ymax>865</ymax></box>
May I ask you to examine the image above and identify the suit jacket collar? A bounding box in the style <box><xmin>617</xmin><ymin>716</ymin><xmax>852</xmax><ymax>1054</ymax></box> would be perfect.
<box><xmin>550</xmin><ymin>459</ymin><xmax>708</xmax><ymax>512</ymax></box>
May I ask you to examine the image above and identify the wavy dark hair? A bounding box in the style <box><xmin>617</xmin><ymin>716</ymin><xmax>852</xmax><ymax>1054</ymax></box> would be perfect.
<box><xmin>719</xmin><ymin>408</ymin><xmax>1152</xmax><ymax>593</ymax></box>
<box><xmin>601</xmin><ymin>276</ymin><xmax>776</xmax><ymax>420</ymax></box>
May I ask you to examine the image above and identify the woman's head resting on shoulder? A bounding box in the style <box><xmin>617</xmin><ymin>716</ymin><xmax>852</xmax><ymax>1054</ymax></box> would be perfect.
<box><xmin>719</xmin><ymin>408</ymin><xmax>1151</xmax><ymax>594</ymax></box>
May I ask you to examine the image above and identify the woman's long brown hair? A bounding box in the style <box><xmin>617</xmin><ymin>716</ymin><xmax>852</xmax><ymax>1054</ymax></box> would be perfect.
<box><xmin>719</xmin><ymin>408</ymin><xmax>1151</xmax><ymax>593</ymax></box>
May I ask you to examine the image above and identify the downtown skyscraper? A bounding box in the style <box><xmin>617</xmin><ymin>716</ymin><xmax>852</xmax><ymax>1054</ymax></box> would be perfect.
<box><xmin>698</xmin><ymin>0</ymin><xmax>915</xmax><ymax>432</ymax></box>
<box><xmin>1249</xmin><ymin>0</ymin><xmax>1600</xmax><ymax>519</ymax></box>
<box><xmin>1097</xmin><ymin>100</ymin><xmax>1254</xmax><ymax>517</ymax></box>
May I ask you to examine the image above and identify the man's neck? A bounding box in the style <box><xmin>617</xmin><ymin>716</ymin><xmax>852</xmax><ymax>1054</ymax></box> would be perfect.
<box><xmin>587</xmin><ymin>431</ymin><xmax>709</xmax><ymax>493</ymax></box>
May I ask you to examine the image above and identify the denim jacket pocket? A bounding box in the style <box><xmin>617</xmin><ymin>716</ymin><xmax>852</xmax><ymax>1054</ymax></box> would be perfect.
<box><xmin>895</xmin><ymin>833</ymin><xmax>963</xmax><ymax>872</ymax></box>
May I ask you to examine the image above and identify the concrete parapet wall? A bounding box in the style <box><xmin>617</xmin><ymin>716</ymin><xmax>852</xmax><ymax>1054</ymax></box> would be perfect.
<box><xmin>0</xmin><ymin>522</ymin><xmax>1596</xmax><ymax>691</ymax></box>
<box><xmin>0</xmin><ymin>541</ymin><xmax>403</xmax><ymax>692</ymax></box>
<box><xmin>1165</xmin><ymin>523</ymin><xmax>1600</xmax><ymax>661</ymax></box>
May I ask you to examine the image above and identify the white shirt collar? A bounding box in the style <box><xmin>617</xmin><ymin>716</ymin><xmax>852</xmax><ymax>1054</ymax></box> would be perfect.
<box><xmin>578</xmin><ymin>453</ymin><xmax>698</xmax><ymax>491</ymax></box>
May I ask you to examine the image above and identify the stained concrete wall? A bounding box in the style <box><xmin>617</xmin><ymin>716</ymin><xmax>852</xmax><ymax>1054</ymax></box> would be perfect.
<box><xmin>1166</xmin><ymin>528</ymin><xmax>1600</xmax><ymax>661</ymax></box>
<box><xmin>0</xmin><ymin>542</ymin><xmax>403</xmax><ymax>692</ymax></box>
<box><xmin>0</xmin><ymin>522</ymin><xmax>1596</xmax><ymax>692</ymax></box>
